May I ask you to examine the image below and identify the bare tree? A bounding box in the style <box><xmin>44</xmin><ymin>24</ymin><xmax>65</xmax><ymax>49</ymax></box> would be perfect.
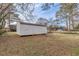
<box><xmin>0</xmin><ymin>3</ymin><xmax>12</xmax><ymax>29</ymax></box>
<box><xmin>56</xmin><ymin>3</ymin><xmax>78</xmax><ymax>31</ymax></box>
<box><xmin>12</xmin><ymin>3</ymin><xmax>35</xmax><ymax>23</ymax></box>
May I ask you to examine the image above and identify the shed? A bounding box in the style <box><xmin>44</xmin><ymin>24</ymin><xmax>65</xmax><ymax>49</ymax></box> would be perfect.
<box><xmin>16</xmin><ymin>22</ymin><xmax>47</xmax><ymax>36</ymax></box>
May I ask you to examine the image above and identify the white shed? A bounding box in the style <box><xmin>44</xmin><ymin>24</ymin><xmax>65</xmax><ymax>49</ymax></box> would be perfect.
<box><xmin>16</xmin><ymin>22</ymin><xmax>47</xmax><ymax>36</ymax></box>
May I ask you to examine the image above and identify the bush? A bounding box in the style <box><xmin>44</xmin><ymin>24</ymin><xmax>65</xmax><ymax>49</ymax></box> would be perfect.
<box><xmin>0</xmin><ymin>25</ymin><xmax>2</xmax><ymax>29</ymax></box>
<box><xmin>0</xmin><ymin>29</ymin><xmax>6</xmax><ymax>35</ymax></box>
<box><xmin>75</xmin><ymin>24</ymin><xmax>79</xmax><ymax>29</ymax></box>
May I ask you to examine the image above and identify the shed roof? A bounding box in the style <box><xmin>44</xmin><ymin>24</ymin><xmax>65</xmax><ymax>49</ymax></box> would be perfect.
<box><xmin>20</xmin><ymin>22</ymin><xmax>47</xmax><ymax>27</ymax></box>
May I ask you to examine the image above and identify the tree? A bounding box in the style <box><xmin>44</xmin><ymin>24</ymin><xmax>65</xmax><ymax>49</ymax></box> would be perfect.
<box><xmin>0</xmin><ymin>3</ymin><xmax>12</xmax><ymax>29</ymax></box>
<box><xmin>56</xmin><ymin>3</ymin><xmax>78</xmax><ymax>31</ymax></box>
<box><xmin>41</xmin><ymin>3</ymin><xmax>54</xmax><ymax>10</ymax></box>
<box><xmin>0</xmin><ymin>3</ymin><xmax>13</xmax><ymax>35</ymax></box>
<box><xmin>12</xmin><ymin>3</ymin><xmax>35</xmax><ymax>23</ymax></box>
<box><xmin>36</xmin><ymin>17</ymin><xmax>48</xmax><ymax>26</ymax></box>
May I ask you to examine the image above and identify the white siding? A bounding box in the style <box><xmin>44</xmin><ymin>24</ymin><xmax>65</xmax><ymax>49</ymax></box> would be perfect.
<box><xmin>16</xmin><ymin>22</ymin><xmax>21</xmax><ymax>35</ymax></box>
<box><xmin>17</xmin><ymin>22</ymin><xmax>47</xmax><ymax>36</ymax></box>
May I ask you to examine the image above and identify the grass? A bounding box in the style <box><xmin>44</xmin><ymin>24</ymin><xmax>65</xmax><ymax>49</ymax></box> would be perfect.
<box><xmin>72</xmin><ymin>48</ymin><xmax>79</xmax><ymax>56</ymax></box>
<box><xmin>0</xmin><ymin>31</ymin><xmax>79</xmax><ymax>55</ymax></box>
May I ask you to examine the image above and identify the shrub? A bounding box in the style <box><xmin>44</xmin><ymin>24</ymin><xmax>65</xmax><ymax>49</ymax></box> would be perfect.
<box><xmin>75</xmin><ymin>24</ymin><xmax>79</xmax><ymax>29</ymax></box>
<box><xmin>0</xmin><ymin>29</ymin><xmax>6</xmax><ymax>35</ymax></box>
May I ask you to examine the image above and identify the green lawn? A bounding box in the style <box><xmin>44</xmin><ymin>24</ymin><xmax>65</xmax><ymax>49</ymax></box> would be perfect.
<box><xmin>0</xmin><ymin>31</ymin><xmax>79</xmax><ymax>55</ymax></box>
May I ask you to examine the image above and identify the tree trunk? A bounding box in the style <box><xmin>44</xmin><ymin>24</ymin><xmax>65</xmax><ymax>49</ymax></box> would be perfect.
<box><xmin>71</xmin><ymin>17</ymin><xmax>75</xmax><ymax>30</ymax></box>
<box><xmin>7</xmin><ymin>5</ymin><xmax>11</xmax><ymax>31</ymax></box>
<box><xmin>68</xmin><ymin>17</ymin><xmax>71</xmax><ymax>31</ymax></box>
<box><xmin>70</xmin><ymin>9</ymin><xmax>75</xmax><ymax>30</ymax></box>
<box><xmin>66</xmin><ymin>19</ymin><xmax>69</xmax><ymax>31</ymax></box>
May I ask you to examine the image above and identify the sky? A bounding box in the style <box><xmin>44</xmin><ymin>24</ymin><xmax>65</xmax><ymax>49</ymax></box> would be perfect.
<box><xmin>15</xmin><ymin>3</ymin><xmax>60</xmax><ymax>21</ymax></box>
<box><xmin>32</xmin><ymin>3</ymin><xmax>66</xmax><ymax>26</ymax></box>
<box><xmin>33</xmin><ymin>3</ymin><xmax>60</xmax><ymax>20</ymax></box>
<box><xmin>14</xmin><ymin>3</ymin><xmax>65</xmax><ymax>26</ymax></box>
<box><xmin>34</xmin><ymin>3</ymin><xmax>66</xmax><ymax>26</ymax></box>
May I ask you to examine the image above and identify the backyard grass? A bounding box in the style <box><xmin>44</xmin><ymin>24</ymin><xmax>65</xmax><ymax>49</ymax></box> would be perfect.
<box><xmin>0</xmin><ymin>31</ymin><xmax>79</xmax><ymax>55</ymax></box>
